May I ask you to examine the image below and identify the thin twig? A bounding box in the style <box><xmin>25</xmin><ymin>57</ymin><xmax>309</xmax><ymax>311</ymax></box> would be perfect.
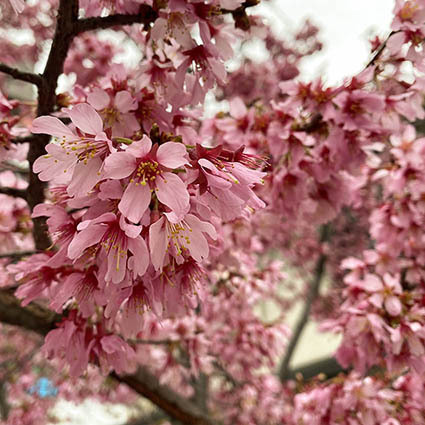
<box><xmin>366</xmin><ymin>31</ymin><xmax>397</xmax><ymax>68</ymax></box>
<box><xmin>279</xmin><ymin>224</ymin><xmax>330</xmax><ymax>381</ymax></box>
<box><xmin>0</xmin><ymin>64</ymin><xmax>43</xmax><ymax>87</ymax></box>
<box><xmin>0</xmin><ymin>251</ymin><xmax>37</xmax><ymax>260</ymax></box>
<box><xmin>285</xmin><ymin>356</ymin><xmax>347</xmax><ymax>381</ymax></box>
<box><xmin>0</xmin><ymin>161</ymin><xmax>29</xmax><ymax>175</ymax></box>
<box><xmin>75</xmin><ymin>0</ymin><xmax>260</xmax><ymax>35</ymax></box>
<box><xmin>75</xmin><ymin>6</ymin><xmax>158</xmax><ymax>34</ymax></box>
<box><xmin>212</xmin><ymin>361</ymin><xmax>243</xmax><ymax>388</ymax></box>
<box><xmin>131</xmin><ymin>338</ymin><xmax>175</xmax><ymax>345</ymax></box>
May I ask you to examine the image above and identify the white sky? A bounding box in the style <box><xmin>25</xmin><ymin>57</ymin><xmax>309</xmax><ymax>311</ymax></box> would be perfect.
<box><xmin>261</xmin><ymin>0</ymin><xmax>395</xmax><ymax>84</ymax></box>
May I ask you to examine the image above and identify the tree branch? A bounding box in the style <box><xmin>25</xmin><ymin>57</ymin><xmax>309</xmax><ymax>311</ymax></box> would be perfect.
<box><xmin>0</xmin><ymin>288</ymin><xmax>217</xmax><ymax>425</ymax></box>
<box><xmin>0</xmin><ymin>288</ymin><xmax>60</xmax><ymax>336</ymax></box>
<box><xmin>75</xmin><ymin>5</ymin><xmax>158</xmax><ymax>34</ymax></box>
<box><xmin>11</xmin><ymin>135</ymin><xmax>40</xmax><ymax>144</ymax></box>
<box><xmin>0</xmin><ymin>251</ymin><xmax>37</xmax><ymax>260</ymax></box>
<box><xmin>126</xmin><ymin>410</ymin><xmax>169</xmax><ymax>425</ymax></box>
<box><xmin>113</xmin><ymin>369</ymin><xmax>215</xmax><ymax>425</ymax></box>
<box><xmin>0</xmin><ymin>161</ymin><xmax>29</xmax><ymax>175</ymax></box>
<box><xmin>285</xmin><ymin>356</ymin><xmax>347</xmax><ymax>381</ymax></box>
<box><xmin>27</xmin><ymin>0</ymin><xmax>79</xmax><ymax>251</ymax></box>
<box><xmin>74</xmin><ymin>0</ymin><xmax>260</xmax><ymax>35</ymax></box>
<box><xmin>0</xmin><ymin>187</ymin><xmax>27</xmax><ymax>200</ymax></box>
<box><xmin>278</xmin><ymin>224</ymin><xmax>330</xmax><ymax>381</ymax></box>
<box><xmin>0</xmin><ymin>64</ymin><xmax>43</xmax><ymax>87</ymax></box>
<box><xmin>366</xmin><ymin>31</ymin><xmax>397</xmax><ymax>68</ymax></box>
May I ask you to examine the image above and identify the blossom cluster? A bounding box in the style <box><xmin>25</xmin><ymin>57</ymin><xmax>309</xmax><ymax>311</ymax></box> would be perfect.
<box><xmin>3</xmin><ymin>0</ymin><xmax>425</xmax><ymax>424</ymax></box>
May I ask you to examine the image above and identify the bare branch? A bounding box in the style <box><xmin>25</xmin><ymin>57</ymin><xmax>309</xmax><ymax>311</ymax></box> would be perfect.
<box><xmin>279</xmin><ymin>224</ymin><xmax>330</xmax><ymax>381</ymax></box>
<box><xmin>366</xmin><ymin>31</ymin><xmax>397</xmax><ymax>68</ymax></box>
<box><xmin>11</xmin><ymin>135</ymin><xmax>40</xmax><ymax>144</ymax></box>
<box><xmin>27</xmin><ymin>0</ymin><xmax>79</xmax><ymax>251</ymax></box>
<box><xmin>0</xmin><ymin>187</ymin><xmax>27</xmax><ymax>199</ymax></box>
<box><xmin>0</xmin><ymin>288</ymin><xmax>61</xmax><ymax>336</ymax></box>
<box><xmin>113</xmin><ymin>369</ymin><xmax>215</xmax><ymax>425</ymax></box>
<box><xmin>0</xmin><ymin>64</ymin><xmax>43</xmax><ymax>87</ymax></box>
<box><xmin>75</xmin><ymin>5</ymin><xmax>158</xmax><ymax>34</ymax></box>
<box><xmin>75</xmin><ymin>0</ymin><xmax>260</xmax><ymax>35</ymax></box>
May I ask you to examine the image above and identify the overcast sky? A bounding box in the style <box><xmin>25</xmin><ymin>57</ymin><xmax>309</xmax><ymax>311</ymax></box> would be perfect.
<box><xmin>260</xmin><ymin>0</ymin><xmax>395</xmax><ymax>84</ymax></box>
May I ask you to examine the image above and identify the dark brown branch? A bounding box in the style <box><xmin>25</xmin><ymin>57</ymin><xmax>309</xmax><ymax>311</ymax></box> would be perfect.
<box><xmin>0</xmin><ymin>64</ymin><xmax>43</xmax><ymax>87</ymax></box>
<box><xmin>0</xmin><ymin>289</ymin><xmax>216</xmax><ymax>425</ymax></box>
<box><xmin>286</xmin><ymin>357</ymin><xmax>347</xmax><ymax>381</ymax></box>
<box><xmin>366</xmin><ymin>31</ymin><xmax>397</xmax><ymax>68</ymax></box>
<box><xmin>0</xmin><ymin>187</ymin><xmax>27</xmax><ymax>199</ymax></box>
<box><xmin>125</xmin><ymin>410</ymin><xmax>169</xmax><ymax>425</ymax></box>
<box><xmin>222</xmin><ymin>0</ymin><xmax>260</xmax><ymax>30</ymax></box>
<box><xmin>28</xmin><ymin>0</ymin><xmax>79</xmax><ymax>251</ymax></box>
<box><xmin>113</xmin><ymin>369</ymin><xmax>215</xmax><ymax>425</ymax></box>
<box><xmin>292</xmin><ymin>113</ymin><xmax>323</xmax><ymax>133</ymax></box>
<box><xmin>75</xmin><ymin>0</ymin><xmax>260</xmax><ymax>35</ymax></box>
<box><xmin>0</xmin><ymin>288</ymin><xmax>60</xmax><ymax>336</ymax></box>
<box><xmin>75</xmin><ymin>5</ymin><xmax>158</xmax><ymax>34</ymax></box>
<box><xmin>11</xmin><ymin>135</ymin><xmax>40</xmax><ymax>144</ymax></box>
<box><xmin>279</xmin><ymin>224</ymin><xmax>330</xmax><ymax>381</ymax></box>
<box><xmin>0</xmin><ymin>382</ymin><xmax>9</xmax><ymax>421</ymax></box>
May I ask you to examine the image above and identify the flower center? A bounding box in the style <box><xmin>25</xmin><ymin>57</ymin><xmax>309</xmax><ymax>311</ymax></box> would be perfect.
<box><xmin>102</xmin><ymin>107</ymin><xmax>121</xmax><ymax>127</ymax></box>
<box><xmin>400</xmin><ymin>2</ymin><xmax>418</xmax><ymax>20</ymax></box>
<box><xmin>166</xmin><ymin>221</ymin><xmax>192</xmax><ymax>256</ymax></box>
<box><xmin>131</xmin><ymin>160</ymin><xmax>161</xmax><ymax>186</ymax></box>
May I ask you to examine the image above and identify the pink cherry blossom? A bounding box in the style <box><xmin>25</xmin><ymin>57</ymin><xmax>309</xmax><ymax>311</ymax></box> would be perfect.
<box><xmin>67</xmin><ymin>212</ymin><xmax>149</xmax><ymax>284</ymax></box>
<box><xmin>32</xmin><ymin>103</ymin><xmax>112</xmax><ymax>197</ymax></box>
<box><xmin>104</xmin><ymin>135</ymin><xmax>190</xmax><ymax>223</ymax></box>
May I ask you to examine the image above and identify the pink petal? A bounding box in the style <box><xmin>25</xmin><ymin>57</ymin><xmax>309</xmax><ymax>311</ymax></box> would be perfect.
<box><xmin>384</xmin><ymin>296</ymin><xmax>402</xmax><ymax>316</ymax></box>
<box><xmin>128</xmin><ymin>237</ymin><xmax>149</xmax><ymax>277</ymax></box>
<box><xmin>67</xmin><ymin>157</ymin><xmax>103</xmax><ymax>197</ymax></box>
<box><xmin>149</xmin><ymin>217</ymin><xmax>167</xmax><ymax>271</ymax></box>
<box><xmin>118</xmin><ymin>182</ymin><xmax>151</xmax><ymax>223</ymax></box>
<box><xmin>32</xmin><ymin>116</ymin><xmax>76</xmax><ymax>139</ymax></box>
<box><xmin>68</xmin><ymin>224</ymin><xmax>105</xmax><ymax>259</ymax></box>
<box><xmin>106</xmin><ymin>247</ymin><xmax>127</xmax><ymax>284</ymax></box>
<box><xmin>156</xmin><ymin>172</ymin><xmax>189</xmax><ymax>218</ymax></box>
<box><xmin>186</xmin><ymin>231</ymin><xmax>209</xmax><ymax>262</ymax></box>
<box><xmin>67</xmin><ymin>103</ymin><xmax>104</xmax><ymax>135</ymax></box>
<box><xmin>99</xmin><ymin>180</ymin><xmax>123</xmax><ymax>200</ymax></box>
<box><xmin>119</xmin><ymin>214</ymin><xmax>142</xmax><ymax>238</ymax></box>
<box><xmin>87</xmin><ymin>88</ymin><xmax>110</xmax><ymax>110</ymax></box>
<box><xmin>114</xmin><ymin>91</ymin><xmax>137</xmax><ymax>113</ymax></box>
<box><xmin>9</xmin><ymin>0</ymin><xmax>25</xmax><ymax>13</ymax></box>
<box><xmin>229</xmin><ymin>97</ymin><xmax>247</xmax><ymax>120</ymax></box>
<box><xmin>157</xmin><ymin>142</ymin><xmax>189</xmax><ymax>169</ymax></box>
<box><xmin>101</xmin><ymin>335</ymin><xmax>125</xmax><ymax>354</ymax></box>
<box><xmin>104</xmin><ymin>152</ymin><xmax>135</xmax><ymax>179</ymax></box>
<box><xmin>127</xmin><ymin>135</ymin><xmax>152</xmax><ymax>158</ymax></box>
<box><xmin>185</xmin><ymin>214</ymin><xmax>217</xmax><ymax>240</ymax></box>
